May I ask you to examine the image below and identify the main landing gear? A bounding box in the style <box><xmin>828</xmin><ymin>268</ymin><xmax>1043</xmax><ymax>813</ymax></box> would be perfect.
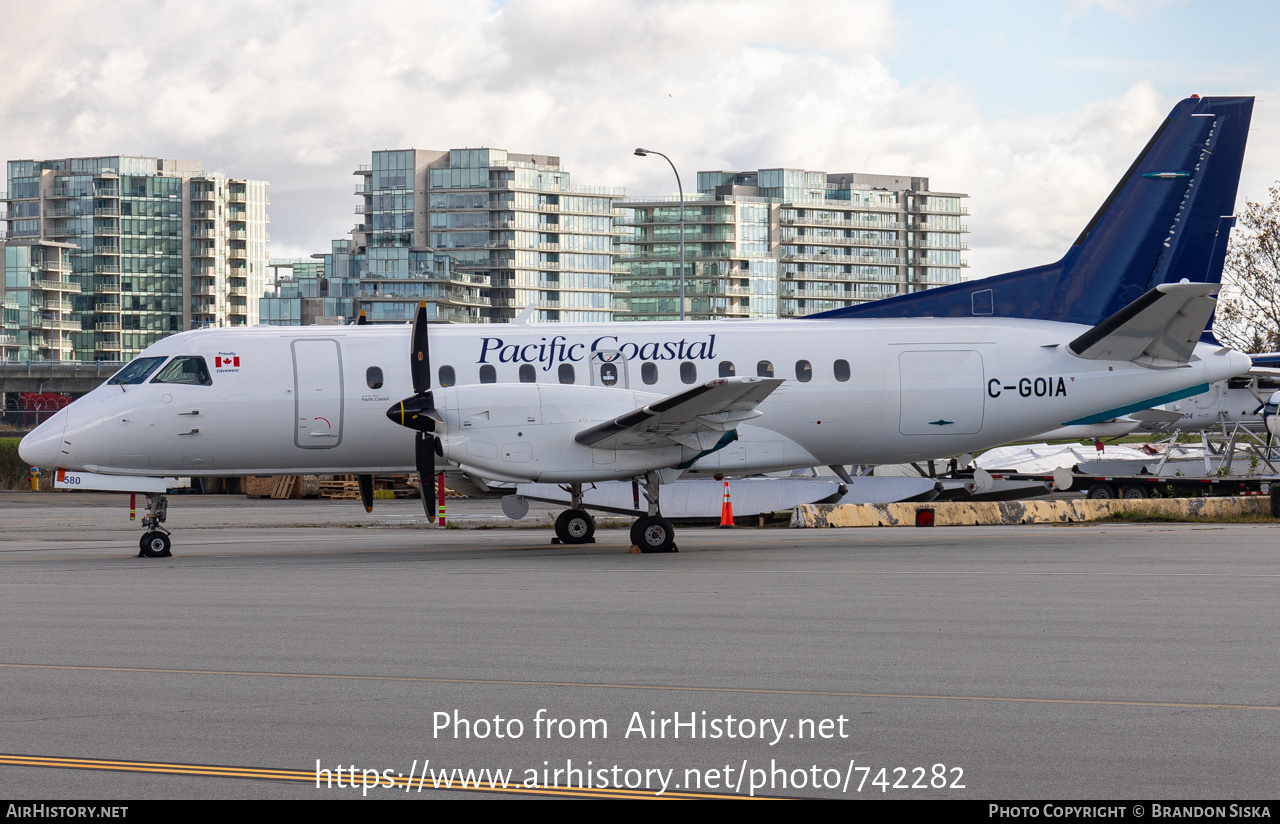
<box><xmin>630</xmin><ymin>471</ymin><xmax>677</xmax><ymax>554</ymax></box>
<box><xmin>137</xmin><ymin>493</ymin><xmax>172</xmax><ymax>558</ymax></box>
<box><xmin>553</xmin><ymin>483</ymin><xmax>596</xmax><ymax>545</ymax></box>
<box><xmin>550</xmin><ymin>475</ymin><xmax>678</xmax><ymax>552</ymax></box>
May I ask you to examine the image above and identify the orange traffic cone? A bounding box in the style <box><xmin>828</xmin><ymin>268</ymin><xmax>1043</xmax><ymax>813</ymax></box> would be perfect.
<box><xmin>718</xmin><ymin>479</ymin><xmax>734</xmax><ymax>528</ymax></box>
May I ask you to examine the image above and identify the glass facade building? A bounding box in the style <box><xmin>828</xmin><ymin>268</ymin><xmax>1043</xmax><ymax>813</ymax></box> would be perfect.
<box><xmin>316</xmin><ymin>148</ymin><xmax>626</xmax><ymax>324</ymax></box>
<box><xmin>616</xmin><ymin>170</ymin><xmax>967</xmax><ymax>321</ymax></box>
<box><xmin>1</xmin><ymin>156</ymin><xmax>269</xmax><ymax>361</ymax></box>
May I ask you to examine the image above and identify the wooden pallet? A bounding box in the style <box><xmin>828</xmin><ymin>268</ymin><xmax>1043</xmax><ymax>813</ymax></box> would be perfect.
<box><xmin>319</xmin><ymin>475</ymin><xmax>360</xmax><ymax>500</ymax></box>
<box><xmin>271</xmin><ymin>476</ymin><xmax>299</xmax><ymax>499</ymax></box>
<box><xmin>408</xmin><ymin>475</ymin><xmax>467</xmax><ymax>498</ymax></box>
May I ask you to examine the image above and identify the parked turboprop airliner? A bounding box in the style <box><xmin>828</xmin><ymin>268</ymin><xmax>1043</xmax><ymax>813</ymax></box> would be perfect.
<box><xmin>19</xmin><ymin>95</ymin><xmax>1255</xmax><ymax>556</ymax></box>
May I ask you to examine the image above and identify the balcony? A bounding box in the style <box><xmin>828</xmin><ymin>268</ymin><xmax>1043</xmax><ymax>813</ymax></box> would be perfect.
<box><xmin>34</xmin><ymin>318</ymin><xmax>82</xmax><ymax>331</ymax></box>
<box><xmin>93</xmin><ymin>264</ymin><xmax>121</xmax><ymax>275</ymax></box>
<box><xmin>228</xmin><ymin>249</ymin><xmax>247</xmax><ymax>259</ymax></box>
<box><xmin>47</xmin><ymin>188</ymin><xmax>92</xmax><ymax>199</ymax></box>
<box><xmin>912</xmin><ymin>204</ymin><xmax>969</xmax><ymax>215</ymax></box>
<box><xmin>227</xmin><ymin>230</ymin><xmax>247</xmax><ymax>240</ymax></box>
<box><xmin>95</xmin><ymin>299</ymin><xmax>122</xmax><ymax>312</ymax></box>
<box><xmin>780</xmin><ymin>252</ymin><xmax>903</xmax><ymax>265</ymax></box>
<box><xmin>228</xmin><ymin>192</ymin><xmax>247</xmax><ymax>203</ymax></box>
<box><xmin>94</xmin><ymin>241</ymin><xmax>121</xmax><ymax>254</ymax></box>
<box><xmin>191</xmin><ymin>189</ymin><xmax>215</xmax><ymax>201</ymax></box>
<box><xmin>36</xmin><ymin>279</ymin><xmax>82</xmax><ymax>293</ymax></box>
<box><xmin>94</xmin><ymin>320</ymin><xmax>122</xmax><ymax>331</ymax></box>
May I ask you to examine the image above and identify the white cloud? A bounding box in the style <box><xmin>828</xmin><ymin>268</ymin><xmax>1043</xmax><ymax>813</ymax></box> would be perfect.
<box><xmin>0</xmin><ymin>0</ymin><xmax>1268</xmax><ymax>277</ymax></box>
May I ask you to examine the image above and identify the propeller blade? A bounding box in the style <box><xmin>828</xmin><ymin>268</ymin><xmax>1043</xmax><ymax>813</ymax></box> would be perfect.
<box><xmin>411</xmin><ymin>300</ymin><xmax>431</xmax><ymax>395</ymax></box>
<box><xmin>415</xmin><ymin>431</ymin><xmax>435</xmax><ymax>519</ymax></box>
<box><xmin>357</xmin><ymin>473</ymin><xmax>374</xmax><ymax>513</ymax></box>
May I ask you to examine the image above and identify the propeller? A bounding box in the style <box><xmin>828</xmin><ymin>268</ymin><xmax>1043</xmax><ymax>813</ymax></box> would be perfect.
<box><xmin>386</xmin><ymin>301</ymin><xmax>441</xmax><ymax>520</ymax></box>
<box><xmin>355</xmin><ymin>308</ymin><xmax>374</xmax><ymax>511</ymax></box>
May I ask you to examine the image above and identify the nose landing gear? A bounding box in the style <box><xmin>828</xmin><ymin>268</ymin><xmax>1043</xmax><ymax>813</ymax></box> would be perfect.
<box><xmin>137</xmin><ymin>493</ymin><xmax>172</xmax><ymax>558</ymax></box>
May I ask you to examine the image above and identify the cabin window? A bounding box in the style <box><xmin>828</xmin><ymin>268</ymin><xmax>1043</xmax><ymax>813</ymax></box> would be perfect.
<box><xmin>151</xmin><ymin>356</ymin><xmax>212</xmax><ymax>386</ymax></box>
<box><xmin>108</xmin><ymin>356</ymin><xmax>166</xmax><ymax>385</ymax></box>
<box><xmin>366</xmin><ymin>367</ymin><xmax>384</xmax><ymax>389</ymax></box>
<box><xmin>680</xmin><ymin>361</ymin><xmax>697</xmax><ymax>384</ymax></box>
<box><xmin>479</xmin><ymin>364</ymin><xmax>496</xmax><ymax>384</ymax></box>
<box><xmin>833</xmin><ymin>359</ymin><xmax>850</xmax><ymax>382</ymax></box>
<box><xmin>641</xmin><ymin>362</ymin><xmax>658</xmax><ymax>385</ymax></box>
<box><xmin>795</xmin><ymin>360</ymin><xmax>812</xmax><ymax>383</ymax></box>
<box><xmin>558</xmin><ymin>363</ymin><xmax>575</xmax><ymax>384</ymax></box>
<box><xmin>519</xmin><ymin>364</ymin><xmax>536</xmax><ymax>383</ymax></box>
<box><xmin>719</xmin><ymin>361</ymin><xmax>736</xmax><ymax>377</ymax></box>
<box><xmin>757</xmin><ymin>360</ymin><xmax>774</xmax><ymax>378</ymax></box>
<box><xmin>438</xmin><ymin>365</ymin><xmax>456</xmax><ymax>387</ymax></box>
<box><xmin>600</xmin><ymin>362</ymin><xmax>619</xmax><ymax>386</ymax></box>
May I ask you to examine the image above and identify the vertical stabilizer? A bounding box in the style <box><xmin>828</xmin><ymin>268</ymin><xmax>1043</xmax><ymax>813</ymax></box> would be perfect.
<box><xmin>810</xmin><ymin>95</ymin><xmax>1254</xmax><ymax>327</ymax></box>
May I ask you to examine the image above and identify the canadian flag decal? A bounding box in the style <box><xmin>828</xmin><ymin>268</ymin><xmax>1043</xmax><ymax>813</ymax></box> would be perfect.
<box><xmin>215</xmin><ymin>356</ymin><xmax>241</xmax><ymax>368</ymax></box>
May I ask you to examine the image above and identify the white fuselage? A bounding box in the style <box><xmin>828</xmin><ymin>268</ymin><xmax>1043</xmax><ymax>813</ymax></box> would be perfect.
<box><xmin>20</xmin><ymin>318</ymin><xmax>1252</xmax><ymax>483</ymax></box>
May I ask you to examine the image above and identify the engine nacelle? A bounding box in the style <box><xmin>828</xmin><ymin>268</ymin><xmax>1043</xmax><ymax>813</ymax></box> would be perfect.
<box><xmin>435</xmin><ymin>383</ymin><xmax>682</xmax><ymax>482</ymax></box>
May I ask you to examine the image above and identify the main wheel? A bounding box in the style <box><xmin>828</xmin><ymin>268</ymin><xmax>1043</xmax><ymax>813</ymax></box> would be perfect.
<box><xmin>631</xmin><ymin>515</ymin><xmax>676</xmax><ymax>553</ymax></box>
<box><xmin>554</xmin><ymin>509</ymin><xmax>595</xmax><ymax>544</ymax></box>
<box><xmin>139</xmin><ymin>531</ymin><xmax>172</xmax><ymax>558</ymax></box>
<box><xmin>1119</xmin><ymin>484</ymin><xmax>1147</xmax><ymax>500</ymax></box>
<box><xmin>1087</xmin><ymin>483</ymin><xmax>1116</xmax><ymax>500</ymax></box>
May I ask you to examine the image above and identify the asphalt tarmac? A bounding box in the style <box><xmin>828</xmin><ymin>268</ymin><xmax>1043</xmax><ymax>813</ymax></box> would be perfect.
<box><xmin>2</xmin><ymin>491</ymin><xmax>1279</xmax><ymax>800</ymax></box>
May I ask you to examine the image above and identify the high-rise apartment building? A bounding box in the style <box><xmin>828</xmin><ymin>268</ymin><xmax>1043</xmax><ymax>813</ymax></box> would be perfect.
<box><xmin>1</xmin><ymin>156</ymin><xmax>269</xmax><ymax>361</ymax></box>
<box><xmin>320</xmin><ymin>148</ymin><xmax>625</xmax><ymax>324</ymax></box>
<box><xmin>615</xmin><ymin>169</ymin><xmax>967</xmax><ymax>320</ymax></box>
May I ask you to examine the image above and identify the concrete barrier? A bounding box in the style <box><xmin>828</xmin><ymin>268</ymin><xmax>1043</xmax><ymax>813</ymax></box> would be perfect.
<box><xmin>791</xmin><ymin>496</ymin><xmax>1272</xmax><ymax>528</ymax></box>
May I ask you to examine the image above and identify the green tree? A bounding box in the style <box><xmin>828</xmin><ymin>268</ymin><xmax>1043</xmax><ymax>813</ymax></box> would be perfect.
<box><xmin>1215</xmin><ymin>184</ymin><xmax>1280</xmax><ymax>353</ymax></box>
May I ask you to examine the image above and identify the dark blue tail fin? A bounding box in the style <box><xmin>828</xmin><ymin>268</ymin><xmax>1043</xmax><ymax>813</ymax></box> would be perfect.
<box><xmin>809</xmin><ymin>95</ymin><xmax>1254</xmax><ymax>327</ymax></box>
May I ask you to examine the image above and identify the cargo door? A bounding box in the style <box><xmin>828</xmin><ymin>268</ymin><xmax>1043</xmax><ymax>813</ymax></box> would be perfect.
<box><xmin>898</xmin><ymin>349</ymin><xmax>985</xmax><ymax>435</ymax></box>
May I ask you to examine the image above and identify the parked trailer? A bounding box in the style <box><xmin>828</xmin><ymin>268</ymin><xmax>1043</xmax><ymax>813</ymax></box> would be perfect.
<box><xmin>982</xmin><ymin>469</ymin><xmax>1276</xmax><ymax>501</ymax></box>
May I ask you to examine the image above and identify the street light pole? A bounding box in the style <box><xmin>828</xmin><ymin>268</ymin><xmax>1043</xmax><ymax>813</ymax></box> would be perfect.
<box><xmin>634</xmin><ymin>148</ymin><xmax>685</xmax><ymax>321</ymax></box>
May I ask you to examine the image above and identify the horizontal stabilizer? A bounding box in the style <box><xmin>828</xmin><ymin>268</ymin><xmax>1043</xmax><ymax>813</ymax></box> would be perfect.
<box><xmin>574</xmin><ymin>377</ymin><xmax>783</xmax><ymax>450</ymax></box>
<box><xmin>1127</xmin><ymin>408</ymin><xmax>1185</xmax><ymax>423</ymax></box>
<box><xmin>1068</xmin><ymin>282</ymin><xmax>1218</xmax><ymax>367</ymax></box>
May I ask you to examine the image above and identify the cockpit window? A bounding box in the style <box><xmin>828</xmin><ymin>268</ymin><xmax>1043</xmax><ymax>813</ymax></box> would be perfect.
<box><xmin>108</xmin><ymin>356</ymin><xmax>167</xmax><ymax>385</ymax></box>
<box><xmin>151</xmin><ymin>356</ymin><xmax>213</xmax><ymax>386</ymax></box>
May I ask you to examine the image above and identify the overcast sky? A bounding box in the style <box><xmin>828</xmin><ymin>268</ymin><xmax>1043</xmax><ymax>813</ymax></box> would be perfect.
<box><xmin>2</xmin><ymin>0</ymin><xmax>1277</xmax><ymax>279</ymax></box>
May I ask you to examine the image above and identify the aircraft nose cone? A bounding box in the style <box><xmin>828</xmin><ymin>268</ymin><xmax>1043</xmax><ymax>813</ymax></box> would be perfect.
<box><xmin>18</xmin><ymin>406</ymin><xmax>71</xmax><ymax>469</ymax></box>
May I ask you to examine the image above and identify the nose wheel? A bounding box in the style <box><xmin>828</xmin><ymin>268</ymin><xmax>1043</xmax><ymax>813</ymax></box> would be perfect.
<box><xmin>136</xmin><ymin>493</ymin><xmax>173</xmax><ymax>558</ymax></box>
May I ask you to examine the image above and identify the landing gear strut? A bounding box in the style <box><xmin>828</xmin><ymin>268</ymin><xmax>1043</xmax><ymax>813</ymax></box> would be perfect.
<box><xmin>630</xmin><ymin>471</ymin><xmax>677</xmax><ymax>553</ymax></box>
<box><xmin>137</xmin><ymin>493</ymin><xmax>172</xmax><ymax>558</ymax></box>
<box><xmin>553</xmin><ymin>483</ymin><xmax>596</xmax><ymax>545</ymax></box>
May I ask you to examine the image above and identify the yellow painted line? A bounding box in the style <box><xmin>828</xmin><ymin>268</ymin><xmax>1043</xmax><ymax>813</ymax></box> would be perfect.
<box><xmin>2</xmin><ymin>662</ymin><xmax>1276</xmax><ymax>712</ymax></box>
<box><xmin>0</xmin><ymin>754</ymin><xmax>770</xmax><ymax>800</ymax></box>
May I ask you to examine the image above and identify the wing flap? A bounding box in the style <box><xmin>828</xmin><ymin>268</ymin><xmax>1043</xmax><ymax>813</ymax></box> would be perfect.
<box><xmin>574</xmin><ymin>377</ymin><xmax>784</xmax><ymax>450</ymax></box>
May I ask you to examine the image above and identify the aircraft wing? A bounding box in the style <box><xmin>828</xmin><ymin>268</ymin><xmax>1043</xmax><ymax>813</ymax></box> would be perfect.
<box><xmin>1068</xmin><ymin>282</ymin><xmax>1218</xmax><ymax>368</ymax></box>
<box><xmin>573</xmin><ymin>377</ymin><xmax>784</xmax><ymax>450</ymax></box>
